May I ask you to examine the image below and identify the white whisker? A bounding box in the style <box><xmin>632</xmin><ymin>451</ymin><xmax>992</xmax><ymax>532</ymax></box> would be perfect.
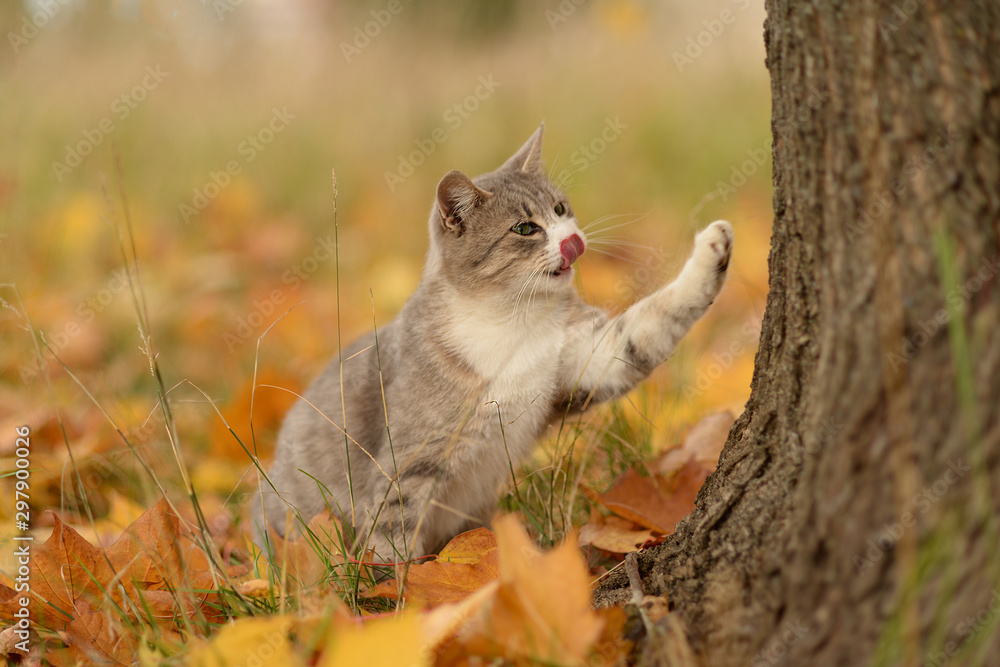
<box><xmin>582</xmin><ymin>211</ymin><xmax>652</xmax><ymax>235</ymax></box>
<box><xmin>585</xmin><ymin>246</ymin><xmax>642</xmax><ymax>264</ymax></box>
<box><xmin>511</xmin><ymin>267</ymin><xmax>542</xmax><ymax>321</ymax></box>
<box><xmin>586</xmin><ymin>237</ymin><xmax>665</xmax><ymax>254</ymax></box>
<box><xmin>580</xmin><ymin>212</ymin><xmax>633</xmax><ymax>232</ymax></box>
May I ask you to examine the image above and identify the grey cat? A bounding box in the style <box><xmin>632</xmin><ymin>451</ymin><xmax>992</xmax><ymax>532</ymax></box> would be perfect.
<box><xmin>252</xmin><ymin>124</ymin><xmax>733</xmax><ymax>562</ymax></box>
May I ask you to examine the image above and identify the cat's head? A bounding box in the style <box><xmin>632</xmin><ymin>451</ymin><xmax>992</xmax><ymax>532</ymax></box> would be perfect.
<box><xmin>426</xmin><ymin>123</ymin><xmax>586</xmax><ymax>303</ymax></box>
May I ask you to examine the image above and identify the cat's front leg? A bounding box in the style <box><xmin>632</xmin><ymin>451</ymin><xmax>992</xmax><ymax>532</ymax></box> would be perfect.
<box><xmin>559</xmin><ymin>220</ymin><xmax>733</xmax><ymax>408</ymax></box>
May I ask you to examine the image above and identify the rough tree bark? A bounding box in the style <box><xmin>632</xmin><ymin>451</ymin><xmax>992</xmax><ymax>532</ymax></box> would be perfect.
<box><xmin>597</xmin><ymin>2</ymin><xmax>1000</xmax><ymax>665</ymax></box>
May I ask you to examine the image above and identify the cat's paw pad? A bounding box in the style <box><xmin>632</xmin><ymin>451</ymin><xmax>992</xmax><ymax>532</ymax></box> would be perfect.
<box><xmin>694</xmin><ymin>220</ymin><xmax>734</xmax><ymax>273</ymax></box>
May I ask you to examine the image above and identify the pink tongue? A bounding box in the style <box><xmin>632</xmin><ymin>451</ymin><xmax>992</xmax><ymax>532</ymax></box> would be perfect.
<box><xmin>559</xmin><ymin>234</ymin><xmax>585</xmax><ymax>271</ymax></box>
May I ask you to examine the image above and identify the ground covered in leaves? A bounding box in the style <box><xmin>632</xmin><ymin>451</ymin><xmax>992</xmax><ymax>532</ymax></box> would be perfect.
<box><xmin>0</xmin><ymin>412</ymin><xmax>735</xmax><ymax>665</ymax></box>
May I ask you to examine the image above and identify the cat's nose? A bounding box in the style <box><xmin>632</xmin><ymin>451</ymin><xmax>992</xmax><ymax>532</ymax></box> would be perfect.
<box><xmin>560</xmin><ymin>234</ymin><xmax>585</xmax><ymax>270</ymax></box>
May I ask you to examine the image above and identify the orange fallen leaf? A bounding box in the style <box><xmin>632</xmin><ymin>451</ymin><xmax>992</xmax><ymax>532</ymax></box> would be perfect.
<box><xmin>439</xmin><ymin>516</ymin><xmax>604</xmax><ymax>665</ymax></box>
<box><xmin>0</xmin><ymin>500</ymin><xmax>248</xmax><ymax>665</ymax></box>
<box><xmin>362</xmin><ymin>527</ymin><xmax>500</xmax><ymax>607</ymax></box>
<box><xmin>654</xmin><ymin>411</ymin><xmax>734</xmax><ymax>475</ymax></box>
<box><xmin>434</xmin><ymin>526</ymin><xmax>499</xmax><ymax>564</ymax></box>
<box><xmin>578</xmin><ymin>512</ymin><xmax>661</xmax><ymax>554</ymax></box>
<box><xmin>584</xmin><ymin>459</ymin><xmax>711</xmax><ymax>536</ymax></box>
<box><xmin>62</xmin><ymin>599</ymin><xmax>140</xmax><ymax>666</ymax></box>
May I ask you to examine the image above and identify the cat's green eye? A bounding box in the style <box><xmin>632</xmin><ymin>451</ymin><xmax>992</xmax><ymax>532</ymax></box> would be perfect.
<box><xmin>511</xmin><ymin>221</ymin><xmax>537</xmax><ymax>235</ymax></box>
<box><xmin>554</xmin><ymin>203</ymin><xmax>566</xmax><ymax>216</ymax></box>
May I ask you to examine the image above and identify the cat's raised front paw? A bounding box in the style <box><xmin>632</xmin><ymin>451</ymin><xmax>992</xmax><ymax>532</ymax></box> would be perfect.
<box><xmin>694</xmin><ymin>220</ymin><xmax>734</xmax><ymax>273</ymax></box>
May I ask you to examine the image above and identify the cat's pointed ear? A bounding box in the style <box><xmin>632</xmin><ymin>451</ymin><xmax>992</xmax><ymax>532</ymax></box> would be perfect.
<box><xmin>436</xmin><ymin>170</ymin><xmax>492</xmax><ymax>236</ymax></box>
<box><xmin>501</xmin><ymin>123</ymin><xmax>545</xmax><ymax>173</ymax></box>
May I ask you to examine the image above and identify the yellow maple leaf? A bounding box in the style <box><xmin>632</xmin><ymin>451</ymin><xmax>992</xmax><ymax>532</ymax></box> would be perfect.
<box><xmin>186</xmin><ymin>616</ymin><xmax>303</xmax><ymax>667</ymax></box>
<box><xmin>319</xmin><ymin>612</ymin><xmax>427</xmax><ymax>667</ymax></box>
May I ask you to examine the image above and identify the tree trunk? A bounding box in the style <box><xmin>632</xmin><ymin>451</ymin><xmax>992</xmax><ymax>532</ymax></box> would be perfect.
<box><xmin>596</xmin><ymin>2</ymin><xmax>1000</xmax><ymax>665</ymax></box>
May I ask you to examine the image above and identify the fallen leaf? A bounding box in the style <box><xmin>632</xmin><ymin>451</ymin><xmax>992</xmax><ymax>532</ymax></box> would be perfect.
<box><xmin>0</xmin><ymin>500</ymin><xmax>249</xmax><ymax>664</ymax></box>
<box><xmin>187</xmin><ymin>607</ymin><xmax>427</xmax><ymax>667</ymax></box>
<box><xmin>654</xmin><ymin>411</ymin><xmax>734</xmax><ymax>475</ymax></box>
<box><xmin>435</xmin><ymin>526</ymin><xmax>499</xmax><ymax>564</ymax></box>
<box><xmin>362</xmin><ymin>528</ymin><xmax>500</xmax><ymax>607</ymax></box>
<box><xmin>443</xmin><ymin>516</ymin><xmax>604</xmax><ymax>665</ymax></box>
<box><xmin>237</xmin><ymin>578</ymin><xmax>272</xmax><ymax>598</ymax></box>
<box><xmin>0</xmin><ymin>512</ymin><xmax>113</xmax><ymax>630</ymax></box>
<box><xmin>319</xmin><ymin>611</ymin><xmax>428</xmax><ymax>667</ymax></box>
<box><xmin>584</xmin><ymin>459</ymin><xmax>711</xmax><ymax>535</ymax></box>
<box><xmin>186</xmin><ymin>615</ymin><xmax>301</xmax><ymax>667</ymax></box>
<box><xmin>63</xmin><ymin>600</ymin><xmax>140</xmax><ymax>666</ymax></box>
<box><xmin>420</xmin><ymin>579</ymin><xmax>501</xmax><ymax>651</ymax></box>
<box><xmin>578</xmin><ymin>513</ymin><xmax>660</xmax><ymax>554</ymax></box>
<box><xmin>0</xmin><ymin>622</ymin><xmax>37</xmax><ymax>660</ymax></box>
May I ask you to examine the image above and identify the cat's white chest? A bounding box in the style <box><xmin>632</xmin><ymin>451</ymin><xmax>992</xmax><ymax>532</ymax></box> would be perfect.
<box><xmin>444</xmin><ymin>296</ymin><xmax>565</xmax><ymax>429</ymax></box>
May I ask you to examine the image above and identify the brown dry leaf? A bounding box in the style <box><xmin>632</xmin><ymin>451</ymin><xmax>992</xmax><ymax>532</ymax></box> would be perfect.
<box><xmin>584</xmin><ymin>459</ymin><xmax>711</xmax><ymax>535</ymax></box>
<box><xmin>0</xmin><ymin>512</ymin><xmax>114</xmax><ymax>630</ymax></box>
<box><xmin>0</xmin><ymin>500</ymin><xmax>248</xmax><ymax>664</ymax></box>
<box><xmin>61</xmin><ymin>600</ymin><xmax>140</xmax><ymax>666</ymax></box>
<box><xmin>578</xmin><ymin>512</ymin><xmax>660</xmax><ymax>554</ymax></box>
<box><xmin>441</xmin><ymin>516</ymin><xmax>604</xmax><ymax>666</ymax></box>
<box><xmin>654</xmin><ymin>411</ymin><xmax>734</xmax><ymax>475</ymax></box>
<box><xmin>362</xmin><ymin>527</ymin><xmax>500</xmax><ymax>607</ymax></box>
<box><xmin>107</xmin><ymin>499</ymin><xmax>185</xmax><ymax>591</ymax></box>
<box><xmin>0</xmin><ymin>622</ymin><xmax>38</xmax><ymax>661</ymax></box>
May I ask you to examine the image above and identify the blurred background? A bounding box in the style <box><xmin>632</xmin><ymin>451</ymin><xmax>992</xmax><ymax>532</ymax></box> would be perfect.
<box><xmin>0</xmin><ymin>0</ymin><xmax>770</xmax><ymax>540</ymax></box>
